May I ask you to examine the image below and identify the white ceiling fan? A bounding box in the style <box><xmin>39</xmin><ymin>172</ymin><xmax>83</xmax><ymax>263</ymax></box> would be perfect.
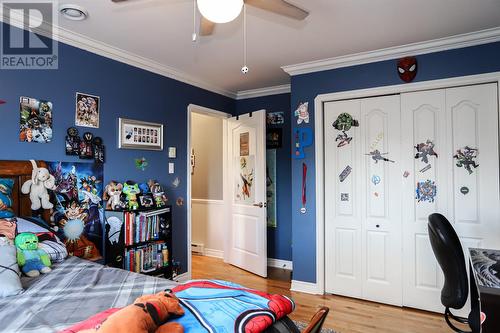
<box><xmin>111</xmin><ymin>0</ymin><xmax>309</xmax><ymax>37</ymax></box>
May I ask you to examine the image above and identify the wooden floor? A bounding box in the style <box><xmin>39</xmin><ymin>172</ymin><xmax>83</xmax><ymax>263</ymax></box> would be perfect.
<box><xmin>192</xmin><ymin>255</ymin><xmax>453</xmax><ymax>333</ymax></box>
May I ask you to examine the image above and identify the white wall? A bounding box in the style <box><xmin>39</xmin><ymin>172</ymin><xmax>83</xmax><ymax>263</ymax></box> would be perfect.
<box><xmin>191</xmin><ymin>112</ymin><xmax>224</xmax><ymax>256</ymax></box>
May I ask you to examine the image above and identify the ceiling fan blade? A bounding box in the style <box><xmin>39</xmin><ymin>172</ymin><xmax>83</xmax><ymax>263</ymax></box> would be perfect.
<box><xmin>199</xmin><ymin>16</ymin><xmax>216</xmax><ymax>36</ymax></box>
<box><xmin>245</xmin><ymin>0</ymin><xmax>309</xmax><ymax>20</ymax></box>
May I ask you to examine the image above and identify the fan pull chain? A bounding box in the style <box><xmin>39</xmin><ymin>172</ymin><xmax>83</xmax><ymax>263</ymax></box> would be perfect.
<box><xmin>192</xmin><ymin>0</ymin><xmax>197</xmax><ymax>42</ymax></box>
<box><xmin>241</xmin><ymin>4</ymin><xmax>249</xmax><ymax>74</ymax></box>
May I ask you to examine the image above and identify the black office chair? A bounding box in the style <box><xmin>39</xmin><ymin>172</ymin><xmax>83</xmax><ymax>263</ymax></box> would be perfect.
<box><xmin>428</xmin><ymin>213</ymin><xmax>475</xmax><ymax>333</ymax></box>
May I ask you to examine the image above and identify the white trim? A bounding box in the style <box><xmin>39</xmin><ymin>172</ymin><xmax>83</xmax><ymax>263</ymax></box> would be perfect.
<box><xmin>282</xmin><ymin>27</ymin><xmax>500</xmax><ymax>76</ymax></box>
<box><xmin>187</xmin><ymin>104</ymin><xmax>231</xmax><ymax>284</ymax></box>
<box><xmin>173</xmin><ymin>272</ymin><xmax>190</xmax><ymax>283</ymax></box>
<box><xmin>314</xmin><ymin>71</ymin><xmax>500</xmax><ymax>296</ymax></box>
<box><xmin>0</xmin><ymin>14</ymin><xmax>236</xmax><ymax>98</ymax></box>
<box><xmin>191</xmin><ymin>198</ymin><xmax>225</xmax><ymax>205</ymax></box>
<box><xmin>267</xmin><ymin>258</ymin><xmax>293</xmax><ymax>270</ymax></box>
<box><xmin>291</xmin><ymin>280</ymin><xmax>322</xmax><ymax>295</ymax></box>
<box><xmin>204</xmin><ymin>248</ymin><xmax>224</xmax><ymax>259</ymax></box>
<box><xmin>236</xmin><ymin>84</ymin><xmax>291</xmax><ymax>100</ymax></box>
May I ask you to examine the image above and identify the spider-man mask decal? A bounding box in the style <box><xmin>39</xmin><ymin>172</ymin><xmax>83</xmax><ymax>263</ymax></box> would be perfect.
<box><xmin>397</xmin><ymin>56</ymin><xmax>417</xmax><ymax>82</ymax></box>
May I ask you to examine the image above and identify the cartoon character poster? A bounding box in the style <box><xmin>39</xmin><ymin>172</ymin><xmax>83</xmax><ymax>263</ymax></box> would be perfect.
<box><xmin>75</xmin><ymin>93</ymin><xmax>100</xmax><ymax>128</ymax></box>
<box><xmin>19</xmin><ymin>97</ymin><xmax>53</xmax><ymax>143</ymax></box>
<box><xmin>266</xmin><ymin>150</ymin><xmax>277</xmax><ymax>228</ymax></box>
<box><xmin>47</xmin><ymin>162</ymin><xmax>104</xmax><ymax>261</ymax></box>
<box><xmin>235</xmin><ymin>156</ymin><xmax>255</xmax><ymax>204</ymax></box>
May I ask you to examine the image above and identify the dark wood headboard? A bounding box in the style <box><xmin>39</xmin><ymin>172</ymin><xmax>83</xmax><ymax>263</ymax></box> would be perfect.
<box><xmin>0</xmin><ymin>160</ymin><xmax>51</xmax><ymax>222</ymax></box>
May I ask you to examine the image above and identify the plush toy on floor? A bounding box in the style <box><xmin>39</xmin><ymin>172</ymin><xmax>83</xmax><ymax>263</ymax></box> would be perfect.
<box><xmin>79</xmin><ymin>292</ymin><xmax>184</xmax><ymax>333</ymax></box>
<box><xmin>15</xmin><ymin>232</ymin><xmax>52</xmax><ymax>277</ymax></box>
<box><xmin>21</xmin><ymin>160</ymin><xmax>56</xmax><ymax>210</ymax></box>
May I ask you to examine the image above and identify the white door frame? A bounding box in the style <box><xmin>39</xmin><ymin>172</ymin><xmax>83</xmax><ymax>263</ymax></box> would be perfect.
<box><xmin>312</xmin><ymin>71</ymin><xmax>500</xmax><ymax>295</ymax></box>
<box><xmin>186</xmin><ymin>104</ymin><xmax>231</xmax><ymax>281</ymax></box>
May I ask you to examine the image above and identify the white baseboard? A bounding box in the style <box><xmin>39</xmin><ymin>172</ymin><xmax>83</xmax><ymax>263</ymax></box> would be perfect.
<box><xmin>203</xmin><ymin>248</ymin><xmax>224</xmax><ymax>259</ymax></box>
<box><xmin>291</xmin><ymin>280</ymin><xmax>323</xmax><ymax>295</ymax></box>
<box><xmin>173</xmin><ymin>272</ymin><xmax>191</xmax><ymax>283</ymax></box>
<box><xmin>267</xmin><ymin>258</ymin><xmax>293</xmax><ymax>270</ymax></box>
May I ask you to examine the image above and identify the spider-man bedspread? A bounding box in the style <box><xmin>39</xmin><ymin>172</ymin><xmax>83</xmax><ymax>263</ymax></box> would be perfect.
<box><xmin>170</xmin><ymin>280</ymin><xmax>295</xmax><ymax>333</ymax></box>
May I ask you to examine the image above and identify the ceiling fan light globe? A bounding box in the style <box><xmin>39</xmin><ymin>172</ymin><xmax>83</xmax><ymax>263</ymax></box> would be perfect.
<box><xmin>197</xmin><ymin>0</ymin><xmax>244</xmax><ymax>24</ymax></box>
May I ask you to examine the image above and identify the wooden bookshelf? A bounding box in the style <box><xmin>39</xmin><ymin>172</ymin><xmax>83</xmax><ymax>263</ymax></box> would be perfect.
<box><xmin>104</xmin><ymin>206</ymin><xmax>173</xmax><ymax>279</ymax></box>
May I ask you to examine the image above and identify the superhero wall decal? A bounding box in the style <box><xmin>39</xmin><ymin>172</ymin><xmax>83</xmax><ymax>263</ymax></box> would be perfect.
<box><xmin>397</xmin><ymin>56</ymin><xmax>418</xmax><ymax>83</ymax></box>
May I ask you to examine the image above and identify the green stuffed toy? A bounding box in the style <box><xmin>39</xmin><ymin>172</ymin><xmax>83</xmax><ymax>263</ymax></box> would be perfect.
<box><xmin>14</xmin><ymin>232</ymin><xmax>52</xmax><ymax>277</ymax></box>
<box><xmin>123</xmin><ymin>181</ymin><xmax>140</xmax><ymax>210</ymax></box>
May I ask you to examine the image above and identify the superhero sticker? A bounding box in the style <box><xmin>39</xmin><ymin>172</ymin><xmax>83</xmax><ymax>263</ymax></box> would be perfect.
<box><xmin>415</xmin><ymin>140</ymin><xmax>438</xmax><ymax>164</ymax></box>
<box><xmin>294</xmin><ymin>102</ymin><xmax>309</xmax><ymax>124</ymax></box>
<box><xmin>333</xmin><ymin>113</ymin><xmax>359</xmax><ymax>147</ymax></box>
<box><xmin>366</xmin><ymin>150</ymin><xmax>395</xmax><ymax>163</ymax></box>
<box><xmin>339</xmin><ymin>165</ymin><xmax>352</xmax><ymax>182</ymax></box>
<box><xmin>454</xmin><ymin>146</ymin><xmax>479</xmax><ymax>174</ymax></box>
<box><xmin>416</xmin><ymin>179</ymin><xmax>437</xmax><ymax>203</ymax></box>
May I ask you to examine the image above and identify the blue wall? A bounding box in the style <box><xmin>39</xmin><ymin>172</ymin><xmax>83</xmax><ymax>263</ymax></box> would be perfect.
<box><xmin>290</xmin><ymin>41</ymin><xmax>500</xmax><ymax>283</ymax></box>
<box><xmin>0</xmin><ymin>23</ymin><xmax>234</xmax><ymax>274</ymax></box>
<box><xmin>235</xmin><ymin>93</ymin><xmax>292</xmax><ymax>261</ymax></box>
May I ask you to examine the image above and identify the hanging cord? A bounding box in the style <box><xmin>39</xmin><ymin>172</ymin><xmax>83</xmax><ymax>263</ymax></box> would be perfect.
<box><xmin>241</xmin><ymin>4</ymin><xmax>249</xmax><ymax>74</ymax></box>
<box><xmin>192</xmin><ymin>0</ymin><xmax>197</xmax><ymax>42</ymax></box>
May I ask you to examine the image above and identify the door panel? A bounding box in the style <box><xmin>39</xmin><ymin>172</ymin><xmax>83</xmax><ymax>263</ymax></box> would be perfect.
<box><xmin>226</xmin><ymin>111</ymin><xmax>267</xmax><ymax>277</ymax></box>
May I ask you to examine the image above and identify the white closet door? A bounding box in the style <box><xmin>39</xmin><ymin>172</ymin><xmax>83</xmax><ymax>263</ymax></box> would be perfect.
<box><xmin>401</xmin><ymin>89</ymin><xmax>448</xmax><ymax>312</ymax></box>
<box><xmin>359</xmin><ymin>95</ymin><xmax>402</xmax><ymax>306</ymax></box>
<box><xmin>324</xmin><ymin>100</ymin><xmax>363</xmax><ymax>298</ymax></box>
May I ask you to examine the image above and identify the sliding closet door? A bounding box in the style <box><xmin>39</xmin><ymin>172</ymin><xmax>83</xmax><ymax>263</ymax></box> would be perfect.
<box><xmin>401</xmin><ymin>89</ymin><xmax>448</xmax><ymax>312</ymax></box>
<box><xmin>359</xmin><ymin>95</ymin><xmax>402</xmax><ymax>306</ymax></box>
<box><xmin>324</xmin><ymin>100</ymin><xmax>363</xmax><ymax>298</ymax></box>
<box><xmin>402</xmin><ymin>83</ymin><xmax>500</xmax><ymax>312</ymax></box>
<box><xmin>325</xmin><ymin>95</ymin><xmax>402</xmax><ymax>305</ymax></box>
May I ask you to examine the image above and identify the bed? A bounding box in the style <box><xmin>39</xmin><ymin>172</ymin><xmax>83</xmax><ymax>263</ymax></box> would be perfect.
<box><xmin>0</xmin><ymin>160</ymin><xmax>300</xmax><ymax>333</ymax></box>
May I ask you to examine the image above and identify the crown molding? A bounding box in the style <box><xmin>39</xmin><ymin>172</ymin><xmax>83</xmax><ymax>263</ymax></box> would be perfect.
<box><xmin>0</xmin><ymin>14</ymin><xmax>237</xmax><ymax>99</ymax></box>
<box><xmin>236</xmin><ymin>84</ymin><xmax>291</xmax><ymax>100</ymax></box>
<box><xmin>282</xmin><ymin>27</ymin><xmax>500</xmax><ymax>76</ymax></box>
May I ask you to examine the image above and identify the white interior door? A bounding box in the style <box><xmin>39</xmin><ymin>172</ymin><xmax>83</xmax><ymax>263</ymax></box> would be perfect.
<box><xmin>325</xmin><ymin>95</ymin><xmax>402</xmax><ymax>305</ymax></box>
<box><xmin>226</xmin><ymin>110</ymin><xmax>267</xmax><ymax>277</ymax></box>
<box><xmin>401</xmin><ymin>83</ymin><xmax>500</xmax><ymax>313</ymax></box>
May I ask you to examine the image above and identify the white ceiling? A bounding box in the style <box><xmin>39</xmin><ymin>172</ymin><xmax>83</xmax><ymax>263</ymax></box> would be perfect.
<box><xmin>54</xmin><ymin>0</ymin><xmax>500</xmax><ymax>95</ymax></box>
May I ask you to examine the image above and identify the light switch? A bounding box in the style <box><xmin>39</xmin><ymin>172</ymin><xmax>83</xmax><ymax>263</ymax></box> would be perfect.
<box><xmin>168</xmin><ymin>162</ymin><xmax>174</xmax><ymax>174</ymax></box>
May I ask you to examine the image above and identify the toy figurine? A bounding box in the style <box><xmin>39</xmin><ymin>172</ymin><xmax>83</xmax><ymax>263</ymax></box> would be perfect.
<box><xmin>93</xmin><ymin>136</ymin><xmax>105</xmax><ymax>164</ymax></box>
<box><xmin>148</xmin><ymin>179</ymin><xmax>167</xmax><ymax>208</ymax></box>
<box><xmin>103</xmin><ymin>181</ymin><xmax>125</xmax><ymax>210</ymax></box>
<box><xmin>139</xmin><ymin>182</ymin><xmax>150</xmax><ymax>194</ymax></box>
<box><xmin>65</xmin><ymin>127</ymin><xmax>81</xmax><ymax>155</ymax></box>
<box><xmin>15</xmin><ymin>232</ymin><xmax>52</xmax><ymax>277</ymax></box>
<box><xmin>79</xmin><ymin>132</ymin><xmax>94</xmax><ymax>159</ymax></box>
<box><xmin>122</xmin><ymin>181</ymin><xmax>141</xmax><ymax>210</ymax></box>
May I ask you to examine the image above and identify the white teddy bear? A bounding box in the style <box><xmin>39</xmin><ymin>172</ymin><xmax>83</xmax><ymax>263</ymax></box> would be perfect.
<box><xmin>21</xmin><ymin>160</ymin><xmax>56</xmax><ymax>210</ymax></box>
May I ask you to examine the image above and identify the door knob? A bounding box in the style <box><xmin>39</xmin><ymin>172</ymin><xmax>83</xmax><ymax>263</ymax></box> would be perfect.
<box><xmin>253</xmin><ymin>202</ymin><xmax>265</xmax><ymax>208</ymax></box>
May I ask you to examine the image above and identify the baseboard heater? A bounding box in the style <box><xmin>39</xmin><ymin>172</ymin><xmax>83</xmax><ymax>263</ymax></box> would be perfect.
<box><xmin>191</xmin><ymin>242</ymin><xmax>205</xmax><ymax>255</ymax></box>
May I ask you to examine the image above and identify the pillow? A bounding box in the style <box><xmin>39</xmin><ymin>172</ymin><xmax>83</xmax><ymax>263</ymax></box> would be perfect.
<box><xmin>0</xmin><ymin>237</ymin><xmax>23</xmax><ymax>298</ymax></box>
<box><xmin>0</xmin><ymin>218</ymin><xmax>17</xmax><ymax>240</ymax></box>
<box><xmin>16</xmin><ymin>218</ymin><xmax>68</xmax><ymax>263</ymax></box>
<box><xmin>0</xmin><ymin>179</ymin><xmax>14</xmax><ymax>219</ymax></box>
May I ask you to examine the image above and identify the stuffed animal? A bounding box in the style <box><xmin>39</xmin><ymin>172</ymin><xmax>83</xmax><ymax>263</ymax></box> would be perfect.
<box><xmin>123</xmin><ymin>181</ymin><xmax>140</xmax><ymax>210</ymax></box>
<box><xmin>21</xmin><ymin>160</ymin><xmax>56</xmax><ymax>210</ymax></box>
<box><xmin>148</xmin><ymin>180</ymin><xmax>167</xmax><ymax>208</ymax></box>
<box><xmin>15</xmin><ymin>232</ymin><xmax>51</xmax><ymax>277</ymax></box>
<box><xmin>103</xmin><ymin>181</ymin><xmax>124</xmax><ymax>210</ymax></box>
<box><xmin>79</xmin><ymin>292</ymin><xmax>184</xmax><ymax>333</ymax></box>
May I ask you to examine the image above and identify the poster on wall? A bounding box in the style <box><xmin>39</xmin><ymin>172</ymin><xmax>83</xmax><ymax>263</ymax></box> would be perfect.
<box><xmin>266</xmin><ymin>150</ymin><xmax>277</xmax><ymax>228</ymax></box>
<box><xmin>240</xmin><ymin>132</ymin><xmax>250</xmax><ymax>156</ymax></box>
<box><xmin>118</xmin><ymin>118</ymin><xmax>163</xmax><ymax>151</ymax></box>
<box><xmin>235</xmin><ymin>155</ymin><xmax>255</xmax><ymax>204</ymax></box>
<box><xmin>266</xmin><ymin>128</ymin><xmax>282</xmax><ymax>149</ymax></box>
<box><xmin>266</xmin><ymin>112</ymin><xmax>284</xmax><ymax>125</ymax></box>
<box><xmin>47</xmin><ymin>162</ymin><xmax>104</xmax><ymax>261</ymax></box>
<box><xmin>19</xmin><ymin>97</ymin><xmax>53</xmax><ymax>143</ymax></box>
<box><xmin>75</xmin><ymin>92</ymin><xmax>100</xmax><ymax>128</ymax></box>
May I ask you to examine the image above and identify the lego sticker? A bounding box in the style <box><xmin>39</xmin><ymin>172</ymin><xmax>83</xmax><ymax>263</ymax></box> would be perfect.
<box><xmin>419</xmin><ymin>164</ymin><xmax>432</xmax><ymax>173</ymax></box>
<box><xmin>460</xmin><ymin>186</ymin><xmax>469</xmax><ymax>195</ymax></box>
<box><xmin>416</xmin><ymin>180</ymin><xmax>437</xmax><ymax>203</ymax></box>
<box><xmin>339</xmin><ymin>165</ymin><xmax>352</xmax><ymax>182</ymax></box>
<box><xmin>332</xmin><ymin>113</ymin><xmax>359</xmax><ymax>148</ymax></box>
<box><xmin>366</xmin><ymin>150</ymin><xmax>395</xmax><ymax>164</ymax></box>
<box><xmin>371</xmin><ymin>175</ymin><xmax>381</xmax><ymax>186</ymax></box>
<box><xmin>415</xmin><ymin>140</ymin><xmax>438</xmax><ymax>164</ymax></box>
<box><xmin>340</xmin><ymin>193</ymin><xmax>349</xmax><ymax>201</ymax></box>
<box><xmin>454</xmin><ymin>146</ymin><xmax>479</xmax><ymax>174</ymax></box>
<box><xmin>294</xmin><ymin>102</ymin><xmax>309</xmax><ymax>124</ymax></box>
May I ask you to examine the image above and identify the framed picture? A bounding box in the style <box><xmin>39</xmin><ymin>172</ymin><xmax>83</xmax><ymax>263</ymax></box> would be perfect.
<box><xmin>266</xmin><ymin>128</ymin><xmax>282</xmax><ymax>149</ymax></box>
<box><xmin>19</xmin><ymin>96</ymin><xmax>53</xmax><ymax>143</ymax></box>
<box><xmin>266</xmin><ymin>112</ymin><xmax>285</xmax><ymax>125</ymax></box>
<box><xmin>75</xmin><ymin>92</ymin><xmax>100</xmax><ymax>128</ymax></box>
<box><xmin>118</xmin><ymin>118</ymin><xmax>163</xmax><ymax>151</ymax></box>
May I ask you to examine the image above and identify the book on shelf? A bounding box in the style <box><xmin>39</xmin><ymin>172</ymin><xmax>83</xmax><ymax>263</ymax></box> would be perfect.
<box><xmin>124</xmin><ymin>242</ymin><xmax>169</xmax><ymax>274</ymax></box>
<box><xmin>123</xmin><ymin>211</ymin><xmax>163</xmax><ymax>246</ymax></box>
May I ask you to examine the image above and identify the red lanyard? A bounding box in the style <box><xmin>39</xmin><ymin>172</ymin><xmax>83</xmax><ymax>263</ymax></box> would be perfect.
<box><xmin>302</xmin><ymin>163</ymin><xmax>307</xmax><ymax>208</ymax></box>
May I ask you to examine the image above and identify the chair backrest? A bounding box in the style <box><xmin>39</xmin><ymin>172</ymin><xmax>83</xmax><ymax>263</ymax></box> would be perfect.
<box><xmin>302</xmin><ymin>307</ymin><xmax>329</xmax><ymax>333</ymax></box>
<box><xmin>428</xmin><ymin>213</ymin><xmax>469</xmax><ymax>309</ymax></box>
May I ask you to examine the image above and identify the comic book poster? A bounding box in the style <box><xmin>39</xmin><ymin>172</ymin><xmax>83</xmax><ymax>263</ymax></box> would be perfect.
<box><xmin>235</xmin><ymin>155</ymin><xmax>255</xmax><ymax>204</ymax></box>
<box><xmin>75</xmin><ymin>93</ymin><xmax>100</xmax><ymax>128</ymax></box>
<box><xmin>47</xmin><ymin>162</ymin><xmax>104</xmax><ymax>261</ymax></box>
<box><xmin>19</xmin><ymin>97</ymin><xmax>53</xmax><ymax>143</ymax></box>
<box><xmin>266</xmin><ymin>150</ymin><xmax>277</xmax><ymax>228</ymax></box>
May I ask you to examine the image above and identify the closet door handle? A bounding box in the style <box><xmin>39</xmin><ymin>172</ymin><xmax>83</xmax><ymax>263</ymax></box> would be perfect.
<box><xmin>253</xmin><ymin>202</ymin><xmax>265</xmax><ymax>208</ymax></box>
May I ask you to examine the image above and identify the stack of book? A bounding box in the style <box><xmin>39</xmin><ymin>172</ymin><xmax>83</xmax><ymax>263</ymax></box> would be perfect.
<box><xmin>124</xmin><ymin>212</ymin><xmax>162</xmax><ymax>246</ymax></box>
<box><xmin>124</xmin><ymin>242</ymin><xmax>169</xmax><ymax>273</ymax></box>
